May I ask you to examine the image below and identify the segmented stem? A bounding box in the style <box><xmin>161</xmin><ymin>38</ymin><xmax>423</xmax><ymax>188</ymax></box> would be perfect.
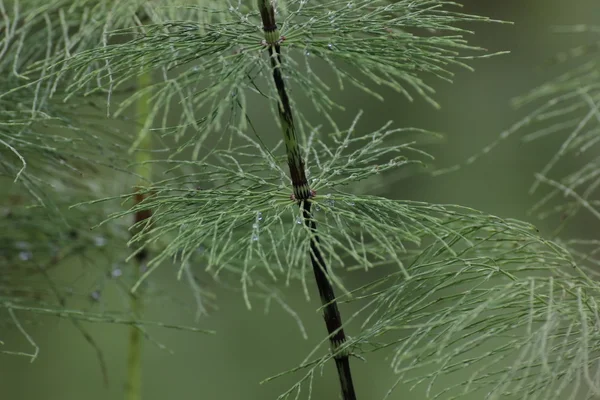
<box><xmin>258</xmin><ymin>0</ymin><xmax>311</xmax><ymax>201</ymax></box>
<box><xmin>257</xmin><ymin>1</ymin><xmax>357</xmax><ymax>398</ymax></box>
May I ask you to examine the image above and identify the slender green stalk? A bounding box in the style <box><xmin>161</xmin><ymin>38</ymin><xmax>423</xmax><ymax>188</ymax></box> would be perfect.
<box><xmin>257</xmin><ymin>1</ymin><xmax>357</xmax><ymax>398</ymax></box>
<box><xmin>125</xmin><ymin>292</ymin><xmax>143</xmax><ymax>400</ymax></box>
<box><xmin>125</xmin><ymin>70</ymin><xmax>153</xmax><ymax>400</ymax></box>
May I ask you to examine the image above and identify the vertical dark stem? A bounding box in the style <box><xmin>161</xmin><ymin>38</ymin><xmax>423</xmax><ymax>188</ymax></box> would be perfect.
<box><xmin>302</xmin><ymin>201</ymin><xmax>357</xmax><ymax>400</ymax></box>
<box><xmin>259</xmin><ymin>0</ymin><xmax>311</xmax><ymax>201</ymax></box>
<box><xmin>257</xmin><ymin>1</ymin><xmax>357</xmax><ymax>398</ymax></box>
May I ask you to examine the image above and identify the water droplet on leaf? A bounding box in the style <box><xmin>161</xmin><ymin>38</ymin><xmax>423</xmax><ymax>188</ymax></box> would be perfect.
<box><xmin>90</xmin><ymin>290</ymin><xmax>101</xmax><ymax>301</ymax></box>
<box><xmin>325</xmin><ymin>194</ymin><xmax>335</xmax><ymax>207</ymax></box>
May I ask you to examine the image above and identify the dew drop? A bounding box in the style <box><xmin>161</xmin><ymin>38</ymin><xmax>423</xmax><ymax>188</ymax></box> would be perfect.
<box><xmin>252</xmin><ymin>223</ymin><xmax>259</xmax><ymax>229</ymax></box>
<box><xmin>94</xmin><ymin>236</ymin><xmax>106</xmax><ymax>247</ymax></box>
<box><xmin>90</xmin><ymin>290</ymin><xmax>101</xmax><ymax>301</ymax></box>
<box><xmin>296</xmin><ymin>217</ymin><xmax>303</xmax><ymax>225</ymax></box>
<box><xmin>325</xmin><ymin>194</ymin><xmax>335</xmax><ymax>207</ymax></box>
<box><xmin>18</xmin><ymin>251</ymin><xmax>32</xmax><ymax>261</ymax></box>
<box><xmin>251</xmin><ymin>233</ymin><xmax>259</xmax><ymax>241</ymax></box>
<box><xmin>328</xmin><ymin>43</ymin><xmax>333</xmax><ymax>50</ymax></box>
<box><xmin>111</xmin><ymin>268</ymin><xmax>122</xmax><ymax>278</ymax></box>
<box><xmin>257</xmin><ymin>211</ymin><xmax>263</xmax><ymax>221</ymax></box>
<box><xmin>305</xmin><ymin>51</ymin><xmax>310</xmax><ymax>56</ymax></box>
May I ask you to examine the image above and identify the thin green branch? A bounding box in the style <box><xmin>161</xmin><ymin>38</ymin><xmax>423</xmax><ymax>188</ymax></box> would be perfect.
<box><xmin>1</xmin><ymin>302</ymin><xmax>214</xmax><ymax>333</ymax></box>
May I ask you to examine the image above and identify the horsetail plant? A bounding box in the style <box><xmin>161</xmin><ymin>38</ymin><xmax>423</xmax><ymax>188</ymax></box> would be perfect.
<box><xmin>5</xmin><ymin>1</ymin><xmax>600</xmax><ymax>400</ymax></box>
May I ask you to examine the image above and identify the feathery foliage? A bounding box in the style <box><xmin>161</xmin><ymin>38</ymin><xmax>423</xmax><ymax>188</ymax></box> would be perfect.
<box><xmin>7</xmin><ymin>0</ymin><xmax>507</xmax><ymax>154</ymax></box>
<box><xmin>0</xmin><ymin>0</ymin><xmax>216</xmax><ymax>374</ymax></box>
<box><xmin>266</xmin><ymin>211</ymin><xmax>600</xmax><ymax>400</ymax></box>
<box><xmin>450</xmin><ymin>25</ymin><xmax>600</xmax><ymax>235</ymax></box>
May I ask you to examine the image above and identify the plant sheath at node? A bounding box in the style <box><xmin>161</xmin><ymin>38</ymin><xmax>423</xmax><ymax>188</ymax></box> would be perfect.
<box><xmin>257</xmin><ymin>0</ymin><xmax>357</xmax><ymax>399</ymax></box>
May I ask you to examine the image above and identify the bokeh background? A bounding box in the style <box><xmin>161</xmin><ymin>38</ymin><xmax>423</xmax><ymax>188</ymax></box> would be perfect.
<box><xmin>1</xmin><ymin>1</ymin><xmax>599</xmax><ymax>399</ymax></box>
